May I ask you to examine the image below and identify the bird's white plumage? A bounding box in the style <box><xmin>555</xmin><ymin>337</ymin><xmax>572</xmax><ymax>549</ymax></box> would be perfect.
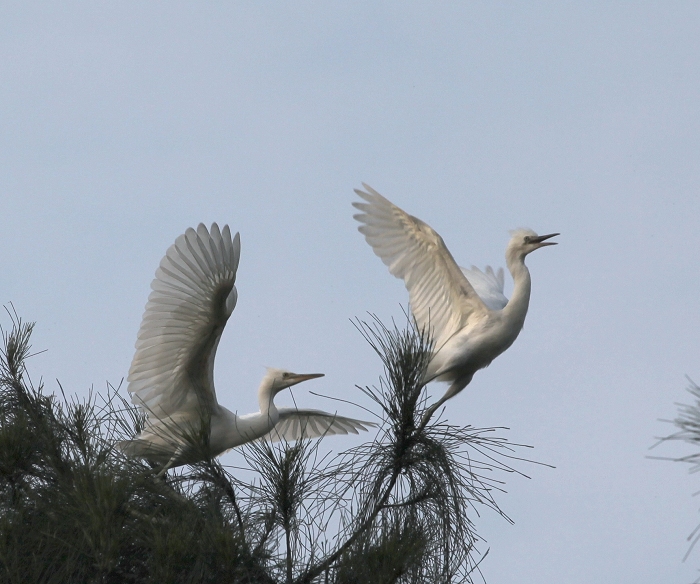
<box><xmin>461</xmin><ymin>266</ymin><xmax>508</xmax><ymax>311</ymax></box>
<box><xmin>353</xmin><ymin>184</ymin><xmax>488</xmax><ymax>350</ymax></box>
<box><xmin>266</xmin><ymin>409</ymin><xmax>375</xmax><ymax>442</ymax></box>
<box><xmin>353</xmin><ymin>184</ymin><xmax>557</xmax><ymax>425</ymax></box>
<box><xmin>128</xmin><ymin>223</ymin><xmax>240</xmax><ymax>419</ymax></box>
<box><xmin>122</xmin><ymin>224</ymin><xmax>374</xmax><ymax>469</ymax></box>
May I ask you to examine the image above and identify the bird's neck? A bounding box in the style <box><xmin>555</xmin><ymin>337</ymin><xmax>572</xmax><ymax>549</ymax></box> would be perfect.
<box><xmin>258</xmin><ymin>379</ymin><xmax>279</xmax><ymax>420</ymax></box>
<box><xmin>503</xmin><ymin>253</ymin><xmax>531</xmax><ymax>329</ymax></box>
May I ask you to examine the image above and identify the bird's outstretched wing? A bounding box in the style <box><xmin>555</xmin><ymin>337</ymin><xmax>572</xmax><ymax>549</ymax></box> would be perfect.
<box><xmin>265</xmin><ymin>408</ymin><xmax>376</xmax><ymax>442</ymax></box>
<box><xmin>461</xmin><ymin>266</ymin><xmax>508</xmax><ymax>311</ymax></box>
<box><xmin>353</xmin><ymin>184</ymin><xmax>488</xmax><ymax>348</ymax></box>
<box><xmin>128</xmin><ymin>223</ymin><xmax>241</xmax><ymax>421</ymax></box>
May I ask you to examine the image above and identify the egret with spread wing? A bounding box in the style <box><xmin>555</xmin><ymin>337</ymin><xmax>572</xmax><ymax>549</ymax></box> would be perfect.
<box><xmin>353</xmin><ymin>184</ymin><xmax>557</xmax><ymax>425</ymax></box>
<box><xmin>120</xmin><ymin>223</ymin><xmax>374</xmax><ymax>470</ymax></box>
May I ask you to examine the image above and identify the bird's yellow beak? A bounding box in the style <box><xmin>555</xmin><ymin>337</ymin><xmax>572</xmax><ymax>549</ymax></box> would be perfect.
<box><xmin>287</xmin><ymin>372</ymin><xmax>325</xmax><ymax>387</ymax></box>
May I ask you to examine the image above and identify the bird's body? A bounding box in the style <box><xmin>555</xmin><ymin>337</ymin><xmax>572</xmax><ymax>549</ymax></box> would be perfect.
<box><xmin>120</xmin><ymin>223</ymin><xmax>373</xmax><ymax>469</ymax></box>
<box><xmin>353</xmin><ymin>185</ymin><xmax>557</xmax><ymax>423</ymax></box>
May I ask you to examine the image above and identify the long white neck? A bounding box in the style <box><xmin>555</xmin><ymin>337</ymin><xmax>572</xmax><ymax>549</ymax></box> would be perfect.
<box><xmin>210</xmin><ymin>378</ymin><xmax>280</xmax><ymax>456</ymax></box>
<box><xmin>503</xmin><ymin>251</ymin><xmax>531</xmax><ymax>331</ymax></box>
<box><xmin>257</xmin><ymin>376</ymin><xmax>279</xmax><ymax>419</ymax></box>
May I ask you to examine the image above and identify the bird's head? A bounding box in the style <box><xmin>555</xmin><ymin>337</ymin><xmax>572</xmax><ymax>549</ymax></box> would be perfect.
<box><xmin>507</xmin><ymin>228</ymin><xmax>558</xmax><ymax>260</ymax></box>
<box><xmin>264</xmin><ymin>368</ymin><xmax>325</xmax><ymax>396</ymax></box>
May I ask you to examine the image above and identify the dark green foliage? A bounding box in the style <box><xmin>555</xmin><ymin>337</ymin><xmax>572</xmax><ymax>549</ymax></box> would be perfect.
<box><xmin>0</xmin><ymin>316</ymin><xmax>263</xmax><ymax>584</ymax></box>
<box><xmin>333</xmin><ymin>515</ymin><xmax>428</xmax><ymax>584</ymax></box>
<box><xmin>660</xmin><ymin>380</ymin><xmax>700</xmax><ymax>471</ymax></box>
<box><xmin>316</xmin><ymin>317</ymin><xmax>525</xmax><ymax>584</ymax></box>
<box><xmin>0</xmin><ymin>313</ymin><xmax>531</xmax><ymax>583</ymax></box>
<box><xmin>656</xmin><ymin>379</ymin><xmax>700</xmax><ymax>572</ymax></box>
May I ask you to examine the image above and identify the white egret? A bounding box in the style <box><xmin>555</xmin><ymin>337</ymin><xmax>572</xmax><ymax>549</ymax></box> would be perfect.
<box><xmin>120</xmin><ymin>223</ymin><xmax>374</xmax><ymax>469</ymax></box>
<box><xmin>353</xmin><ymin>184</ymin><xmax>557</xmax><ymax>424</ymax></box>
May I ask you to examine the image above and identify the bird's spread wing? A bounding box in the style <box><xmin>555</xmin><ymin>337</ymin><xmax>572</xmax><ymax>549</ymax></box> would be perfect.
<box><xmin>353</xmin><ymin>184</ymin><xmax>488</xmax><ymax>348</ymax></box>
<box><xmin>461</xmin><ymin>266</ymin><xmax>508</xmax><ymax>311</ymax></box>
<box><xmin>265</xmin><ymin>408</ymin><xmax>377</xmax><ymax>442</ymax></box>
<box><xmin>128</xmin><ymin>223</ymin><xmax>241</xmax><ymax>421</ymax></box>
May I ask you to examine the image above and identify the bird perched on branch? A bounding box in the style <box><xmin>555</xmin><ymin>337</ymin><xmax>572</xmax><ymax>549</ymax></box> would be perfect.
<box><xmin>353</xmin><ymin>184</ymin><xmax>557</xmax><ymax>425</ymax></box>
<box><xmin>120</xmin><ymin>223</ymin><xmax>373</xmax><ymax>471</ymax></box>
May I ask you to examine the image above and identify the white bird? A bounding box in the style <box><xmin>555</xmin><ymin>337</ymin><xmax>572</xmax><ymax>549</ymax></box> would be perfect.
<box><xmin>120</xmin><ymin>223</ymin><xmax>374</xmax><ymax>469</ymax></box>
<box><xmin>353</xmin><ymin>184</ymin><xmax>557</xmax><ymax>424</ymax></box>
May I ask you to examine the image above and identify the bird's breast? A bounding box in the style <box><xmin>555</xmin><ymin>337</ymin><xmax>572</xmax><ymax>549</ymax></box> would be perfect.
<box><xmin>209</xmin><ymin>408</ymin><xmax>277</xmax><ymax>456</ymax></box>
<box><xmin>430</xmin><ymin>316</ymin><xmax>523</xmax><ymax>380</ymax></box>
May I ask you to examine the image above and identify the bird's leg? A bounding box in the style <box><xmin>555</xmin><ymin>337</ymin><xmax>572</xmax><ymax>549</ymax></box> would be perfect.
<box><xmin>156</xmin><ymin>446</ymin><xmax>184</xmax><ymax>478</ymax></box>
<box><xmin>418</xmin><ymin>375</ymin><xmax>472</xmax><ymax>430</ymax></box>
<box><xmin>418</xmin><ymin>398</ymin><xmax>447</xmax><ymax>430</ymax></box>
<box><xmin>155</xmin><ymin>459</ymin><xmax>175</xmax><ymax>478</ymax></box>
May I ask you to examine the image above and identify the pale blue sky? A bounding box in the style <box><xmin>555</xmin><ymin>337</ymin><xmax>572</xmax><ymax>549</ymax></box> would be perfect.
<box><xmin>2</xmin><ymin>3</ymin><xmax>700</xmax><ymax>582</ymax></box>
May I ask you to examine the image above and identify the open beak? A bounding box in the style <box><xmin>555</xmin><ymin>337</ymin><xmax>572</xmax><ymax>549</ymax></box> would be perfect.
<box><xmin>532</xmin><ymin>232</ymin><xmax>559</xmax><ymax>247</ymax></box>
<box><xmin>287</xmin><ymin>372</ymin><xmax>325</xmax><ymax>387</ymax></box>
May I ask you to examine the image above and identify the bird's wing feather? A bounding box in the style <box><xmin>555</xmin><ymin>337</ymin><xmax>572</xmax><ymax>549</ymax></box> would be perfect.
<box><xmin>353</xmin><ymin>184</ymin><xmax>488</xmax><ymax>348</ymax></box>
<box><xmin>265</xmin><ymin>408</ymin><xmax>377</xmax><ymax>442</ymax></box>
<box><xmin>461</xmin><ymin>265</ymin><xmax>508</xmax><ymax>311</ymax></box>
<box><xmin>128</xmin><ymin>223</ymin><xmax>241</xmax><ymax>421</ymax></box>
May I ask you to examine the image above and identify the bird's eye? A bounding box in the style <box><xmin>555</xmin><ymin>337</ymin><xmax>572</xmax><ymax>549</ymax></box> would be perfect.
<box><xmin>282</xmin><ymin>372</ymin><xmax>290</xmax><ymax>378</ymax></box>
<box><xmin>523</xmin><ymin>236</ymin><xmax>531</xmax><ymax>244</ymax></box>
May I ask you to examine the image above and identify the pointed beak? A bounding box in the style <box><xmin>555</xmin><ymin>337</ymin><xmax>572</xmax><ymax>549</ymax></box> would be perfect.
<box><xmin>532</xmin><ymin>232</ymin><xmax>559</xmax><ymax>247</ymax></box>
<box><xmin>286</xmin><ymin>372</ymin><xmax>324</xmax><ymax>387</ymax></box>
